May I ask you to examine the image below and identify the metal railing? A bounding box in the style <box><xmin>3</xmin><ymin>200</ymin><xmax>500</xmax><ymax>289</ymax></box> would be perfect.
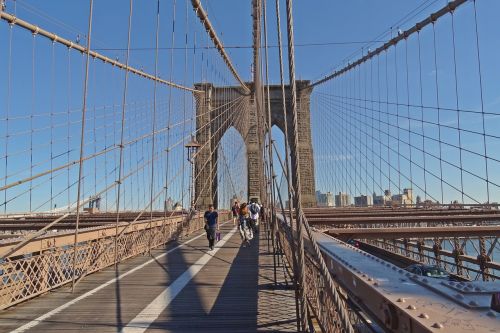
<box><xmin>363</xmin><ymin>237</ymin><xmax>500</xmax><ymax>281</ymax></box>
<box><xmin>0</xmin><ymin>213</ymin><xmax>205</xmax><ymax>310</ymax></box>
<box><xmin>275</xmin><ymin>215</ymin><xmax>359</xmax><ymax>332</ymax></box>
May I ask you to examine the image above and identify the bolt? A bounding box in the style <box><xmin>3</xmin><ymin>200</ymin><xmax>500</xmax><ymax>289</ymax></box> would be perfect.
<box><xmin>419</xmin><ymin>313</ymin><xmax>429</xmax><ymax>319</ymax></box>
<box><xmin>431</xmin><ymin>322</ymin><xmax>443</xmax><ymax>329</ymax></box>
<box><xmin>406</xmin><ymin>305</ymin><xmax>416</xmax><ymax>310</ymax></box>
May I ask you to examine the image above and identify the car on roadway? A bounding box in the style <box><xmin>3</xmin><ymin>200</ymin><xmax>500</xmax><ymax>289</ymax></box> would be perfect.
<box><xmin>405</xmin><ymin>264</ymin><xmax>452</xmax><ymax>279</ymax></box>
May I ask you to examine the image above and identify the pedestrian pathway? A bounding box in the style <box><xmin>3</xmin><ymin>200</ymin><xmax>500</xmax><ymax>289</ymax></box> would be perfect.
<box><xmin>0</xmin><ymin>222</ymin><xmax>297</xmax><ymax>332</ymax></box>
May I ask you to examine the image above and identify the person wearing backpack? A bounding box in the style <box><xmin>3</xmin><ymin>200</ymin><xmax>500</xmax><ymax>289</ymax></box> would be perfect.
<box><xmin>238</xmin><ymin>202</ymin><xmax>252</xmax><ymax>246</ymax></box>
<box><xmin>248</xmin><ymin>201</ymin><xmax>261</xmax><ymax>235</ymax></box>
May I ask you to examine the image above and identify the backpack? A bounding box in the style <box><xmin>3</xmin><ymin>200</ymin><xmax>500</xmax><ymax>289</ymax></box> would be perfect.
<box><xmin>249</xmin><ymin>203</ymin><xmax>259</xmax><ymax>214</ymax></box>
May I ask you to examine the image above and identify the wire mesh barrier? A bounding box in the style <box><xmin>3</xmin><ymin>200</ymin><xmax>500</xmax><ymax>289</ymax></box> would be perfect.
<box><xmin>362</xmin><ymin>236</ymin><xmax>499</xmax><ymax>281</ymax></box>
<box><xmin>0</xmin><ymin>213</ymin><xmax>206</xmax><ymax>310</ymax></box>
<box><xmin>275</xmin><ymin>215</ymin><xmax>359</xmax><ymax>333</ymax></box>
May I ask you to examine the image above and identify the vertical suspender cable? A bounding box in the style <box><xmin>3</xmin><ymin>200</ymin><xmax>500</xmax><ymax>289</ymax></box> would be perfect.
<box><xmin>274</xmin><ymin>0</ymin><xmax>300</xmax><ymax>329</ymax></box>
<box><xmin>4</xmin><ymin>20</ymin><xmax>13</xmax><ymax>214</ymax></box>
<box><xmin>472</xmin><ymin>0</ymin><xmax>490</xmax><ymax>203</ymax></box>
<box><xmin>30</xmin><ymin>31</ymin><xmax>36</xmax><ymax>212</ymax></box>
<box><xmin>181</xmin><ymin>0</ymin><xmax>189</xmax><ymax>217</ymax></box>
<box><xmin>50</xmin><ymin>41</ymin><xmax>55</xmax><ymax>211</ymax></box>
<box><xmin>72</xmin><ymin>0</ymin><xmax>94</xmax><ymax>292</ymax></box>
<box><xmin>450</xmin><ymin>11</ymin><xmax>464</xmax><ymax>204</ymax></box>
<box><xmin>67</xmin><ymin>47</ymin><xmax>72</xmax><ymax>211</ymax></box>
<box><xmin>431</xmin><ymin>22</ymin><xmax>444</xmax><ymax>204</ymax></box>
<box><xmin>262</xmin><ymin>0</ymin><xmax>275</xmax><ymax>268</ymax></box>
<box><xmin>417</xmin><ymin>31</ymin><xmax>428</xmax><ymax>200</ymax></box>
<box><xmin>165</xmin><ymin>0</ymin><xmax>177</xmax><ymax>218</ymax></box>
<box><xmin>284</xmin><ymin>0</ymin><xmax>308</xmax><ymax>330</ymax></box>
<box><xmin>114</xmin><ymin>0</ymin><xmax>133</xmax><ymax>266</ymax></box>
<box><xmin>148</xmin><ymin>0</ymin><xmax>161</xmax><ymax>254</ymax></box>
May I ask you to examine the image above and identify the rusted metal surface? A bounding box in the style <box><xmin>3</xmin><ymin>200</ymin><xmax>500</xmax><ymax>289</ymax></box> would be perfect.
<box><xmin>326</xmin><ymin>226</ymin><xmax>500</xmax><ymax>239</ymax></box>
<box><xmin>315</xmin><ymin>231</ymin><xmax>500</xmax><ymax>333</ymax></box>
<box><xmin>364</xmin><ymin>238</ymin><xmax>500</xmax><ymax>281</ymax></box>
<box><xmin>307</xmin><ymin>214</ymin><xmax>500</xmax><ymax>225</ymax></box>
<box><xmin>304</xmin><ymin>207</ymin><xmax>500</xmax><ymax>218</ymax></box>
<box><xmin>0</xmin><ymin>213</ymin><xmax>206</xmax><ymax>310</ymax></box>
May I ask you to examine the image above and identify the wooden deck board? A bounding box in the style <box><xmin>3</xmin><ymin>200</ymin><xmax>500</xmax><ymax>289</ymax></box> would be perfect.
<box><xmin>0</xmin><ymin>223</ymin><xmax>297</xmax><ymax>332</ymax></box>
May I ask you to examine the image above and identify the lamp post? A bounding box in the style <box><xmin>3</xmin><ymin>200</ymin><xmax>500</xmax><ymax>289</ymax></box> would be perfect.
<box><xmin>185</xmin><ymin>136</ymin><xmax>201</xmax><ymax>211</ymax></box>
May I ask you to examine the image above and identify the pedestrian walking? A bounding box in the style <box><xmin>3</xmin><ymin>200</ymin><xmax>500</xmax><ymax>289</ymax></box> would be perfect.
<box><xmin>204</xmin><ymin>204</ymin><xmax>218</xmax><ymax>251</ymax></box>
<box><xmin>231</xmin><ymin>201</ymin><xmax>239</xmax><ymax>226</ymax></box>
<box><xmin>238</xmin><ymin>202</ymin><xmax>252</xmax><ymax>246</ymax></box>
<box><xmin>248</xmin><ymin>200</ymin><xmax>261</xmax><ymax>235</ymax></box>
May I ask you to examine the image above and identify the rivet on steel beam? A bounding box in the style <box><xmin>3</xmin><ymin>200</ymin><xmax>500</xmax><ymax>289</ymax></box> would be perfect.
<box><xmin>474</xmin><ymin>287</ymin><xmax>482</xmax><ymax>292</ymax></box>
<box><xmin>397</xmin><ymin>298</ymin><xmax>406</xmax><ymax>303</ymax></box>
<box><xmin>419</xmin><ymin>313</ymin><xmax>429</xmax><ymax>319</ymax></box>
<box><xmin>406</xmin><ymin>305</ymin><xmax>416</xmax><ymax>310</ymax></box>
<box><xmin>373</xmin><ymin>282</ymin><xmax>379</xmax><ymax>286</ymax></box>
<box><xmin>469</xmin><ymin>300</ymin><xmax>479</xmax><ymax>306</ymax></box>
<box><xmin>431</xmin><ymin>323</ymin><xmax>443</xmax><ymax>329</ymax></box>
<box><xmin>422</xmin><ymin>278</ymin><xmax>429</xmax><ymax>284</ymax></box>
<box><xmin>368</xmin><ymin>278</ymin><xmax>373</xmax><ymax>281</ymax></box>
<box><xmin>455</xmin><ymin>293</ymin><xmax>464</xmax><ymax>299</ymax></box>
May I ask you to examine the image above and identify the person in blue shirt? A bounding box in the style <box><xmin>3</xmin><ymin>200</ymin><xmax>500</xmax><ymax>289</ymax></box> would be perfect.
<box><xmin>204</xmin><ymin>204</ymin><xmax>219</xmax><ymax>250</ymax></box>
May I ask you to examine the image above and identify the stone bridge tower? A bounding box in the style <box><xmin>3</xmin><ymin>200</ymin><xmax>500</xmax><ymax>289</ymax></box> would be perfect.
<box><xmin>193</xmin><ymin>80</ymin><xmax>316</xmax><ymax>210</ymax></box>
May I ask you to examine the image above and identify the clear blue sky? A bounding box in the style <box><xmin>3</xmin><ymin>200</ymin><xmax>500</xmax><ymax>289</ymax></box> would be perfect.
<box><xmin>1</xmin><ymin>0</ymin><xmax>500</xmax><ymax>212</ymax></box>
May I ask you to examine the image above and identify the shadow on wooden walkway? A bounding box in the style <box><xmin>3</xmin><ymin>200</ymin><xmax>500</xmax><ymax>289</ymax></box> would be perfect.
<box><xmin>0</xmin><ymin>222</ymin><xmax>297</xmax><ymax>333</ymax></box>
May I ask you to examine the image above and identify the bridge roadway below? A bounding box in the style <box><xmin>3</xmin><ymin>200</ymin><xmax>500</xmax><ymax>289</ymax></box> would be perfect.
<box><xmin>0</xmin><ymin>222</ymin><xmax>297</xmax><ymax>333</ymax></box>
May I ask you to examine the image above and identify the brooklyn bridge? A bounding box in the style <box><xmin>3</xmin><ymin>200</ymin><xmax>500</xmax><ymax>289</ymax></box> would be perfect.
<box><xmin>0</xmin><ymin>0</ymin><xmax>499</xmax><ymax>332</ymax></box>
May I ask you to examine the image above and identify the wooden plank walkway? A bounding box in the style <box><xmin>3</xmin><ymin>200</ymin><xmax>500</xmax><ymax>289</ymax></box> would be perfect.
<box><xmin>0</xmin><ymin>221</ymin><xmax>297</xmax><ymax>332</ymax></box>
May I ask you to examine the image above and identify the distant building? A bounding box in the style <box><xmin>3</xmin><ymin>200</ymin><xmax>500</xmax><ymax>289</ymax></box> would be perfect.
<box><xmin>229</xmin><ymin>194</ymin><xmax>240</xmax><ymax>209</ymax></box>
<box><xmin>373</xmin><ymin>189</ymin><xmax>392</xmax><ymax>206</ymax></box>
<box><xmin>354</xmin><ymin>195</ymin><xmax>373</xmax><ymax>207</ymax></box>
<box><xmin>316</xmin><ymin>191</ymin><xmax>335</xmax><ymax>207</ymax></box>
<box><xmin>335</xmin><ymin>192</ymin><xmax>351</xmax><ymax>207</ymax></box>
<box><xmin>165</xmin><ymin>197</ymin><xmax>174</xmax><ymax>211</ymax></box>
<box><xmin>173</xmin><ymin>202</ymin><xmax>183</xmax><ymax>211</ymax></box>
<box><xmin>391</xmin><ymin>188</ymin><xmax>413</xmax><ymax>206</ymax></box>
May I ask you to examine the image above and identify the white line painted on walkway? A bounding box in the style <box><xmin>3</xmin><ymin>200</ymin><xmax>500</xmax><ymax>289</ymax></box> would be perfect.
<box><xmin>10</xmin><ymin>223</ymin><xmax>231</xmax><ymax>333</ymax></box>
<box><xmin>121</xmin><ymin>226</ymin><xmax>238</xmax><ymax>333</ymax></box>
